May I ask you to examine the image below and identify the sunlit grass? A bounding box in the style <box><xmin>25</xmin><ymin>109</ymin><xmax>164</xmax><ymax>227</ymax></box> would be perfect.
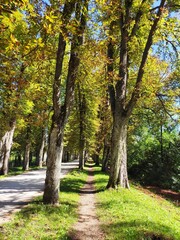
<box><xmin>94</xmin><ymin>167</ymin><xmax>180</xmax><ymax>240</ymax></box>
<box><xmin>0</xmin><ymin>170</ymin><xmax>87</xmax><ymax>240</ymax></box>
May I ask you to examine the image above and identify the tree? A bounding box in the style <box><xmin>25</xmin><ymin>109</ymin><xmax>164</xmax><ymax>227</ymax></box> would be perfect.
<box><xmin>0</xmin><ymin>0</ymin><xmax>49</xmax><ymax>174</ymax></box>
<box><xmin>43</xmin><ymin>0</ymin><xmax>88</xmax><ymax>204</ymax></box>
<box><xmin>100</xmin><ymin>0</ymin><xmax>179</xmax><ymax>189</ymax></box>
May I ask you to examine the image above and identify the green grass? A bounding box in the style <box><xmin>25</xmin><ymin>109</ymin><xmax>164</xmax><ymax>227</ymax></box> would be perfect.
<box><xmin>0</xmin><ymin>169</ymin><xmax>87</xmax><ymax>240</ymax></box>
<box><xmin>94</xmin><ymin>167</ymin><xmax>180</xmax><ymax>240</ymax></box>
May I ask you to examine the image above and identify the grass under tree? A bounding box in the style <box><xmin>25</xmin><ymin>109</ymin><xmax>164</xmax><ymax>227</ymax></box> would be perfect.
<box><xmin>94</xmin><ymin>167</ymin><xmax>180</xmax><ymax>240</ymax></box>
<box><xmin>0</xmin><ymin>170</ymin><xmax>88</xmax><ymax>240</ymax></box>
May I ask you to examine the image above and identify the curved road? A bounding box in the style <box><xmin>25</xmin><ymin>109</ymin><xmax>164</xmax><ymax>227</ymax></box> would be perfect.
<box><xmin>0</xmin><ymin>161</ymin><xmax>79</xmax><ymax>224</ymax></box>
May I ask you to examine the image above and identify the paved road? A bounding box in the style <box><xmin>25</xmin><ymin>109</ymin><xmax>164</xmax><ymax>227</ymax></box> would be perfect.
<box><xmin>0</xmin><ymin>161</ymin><xmax>79</xmax><ymax>224</ymax></box>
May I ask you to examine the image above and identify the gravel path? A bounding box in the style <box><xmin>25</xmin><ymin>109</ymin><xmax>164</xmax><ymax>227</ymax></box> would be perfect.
<box><xmin>0</xmin><ymin>161</ymin><xmax>79</xmax><ymax>224</ymax></box>
<box><xmin>70</xmin><ymin>167</ymin><xmax>104</xmax><ymax>240</ymax></box>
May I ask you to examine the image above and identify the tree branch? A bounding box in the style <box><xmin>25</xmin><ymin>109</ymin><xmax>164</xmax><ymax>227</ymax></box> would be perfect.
<box><xmin>165</xmin><ymin>37</ymin><xmax>179</xmax><ymax>58</ymax></box>
<box><xmin>150</xmin><ymin>3</ymin><xmax>180</xmax><ymax>12</ymax></box>
<box><xmin>156</xmin><ymin>93</ymin><xmax>178</xmax><ymax>122</ymax></box>
<box><xmin>126</xmin><ymin>0</ymin><xmax>166</xmax><ymax>117</ymax></box>
<box><xmin>130</xmin><ymin>0</ymin><xmax>147</xmax><ymax>39</ymax></box>
<box><xmin>116</xmin><ymin>0</ymin><xmax>133</xmax><ymax>111</ymax></box>
<box><xmin>107</xmin><ymin>21</ymin><xmax>116</xmax><ymax>115</ymax></box>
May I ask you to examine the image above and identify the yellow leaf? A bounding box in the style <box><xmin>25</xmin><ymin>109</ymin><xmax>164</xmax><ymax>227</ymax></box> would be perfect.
<box><xmin>46</xmin><ymin>15</ymin><xmax>54</xmax><ymax>23</ymax></box>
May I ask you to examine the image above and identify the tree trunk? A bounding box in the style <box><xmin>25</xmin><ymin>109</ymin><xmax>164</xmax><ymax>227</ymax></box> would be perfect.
<box><xmin>0</xmin><ymin>119</ymin><xmax>16</xmax><ymax>175</ymax></box>
<box><xmin>23</xmin><ymin>127</ymin><xmax>31</xmax><ymax>171</ymax></box>
<box><xmin>101</xmin><ymin>140</ymin><xmax>110</xmax><ymax>172</ymax></box>
<box><xmin>23</xmin><ymin>142</ymin><xmax>31</xmax><ymax>171</ymax></box>
<box><xmin>94</xmin><ymin>153</ymin><xmax>100</xmax><ymax>166</ymax></box>
<box><xmin>78</xmin><ymin>84</ymin><xmax>86</xmax><ymax>170</ymax></box>
<box><xmin>14</xmin><ymin>153</ymin><xmax>22</xmax><ymax>167</ymax></box>
<box><xmin>79</xmin><ymin>148</ymin><xmax>85</xmax><ymax>170</ymax></box>
<box><xmin>42</xmin><ymin>150</ymin><xmax>47</xmax><ymax>165</ymax></box>
<box><xmin>79</xmin><ymin>108</ymin><xmax>86</xmax><ymax>169</ymax></box>
<box><xmin>43</xmin><ymin>124</ymin><xmax>64</xmax><ymax>204</ymax></box>
<box><xmin>107</xmin><ymin>116</ymin><xmax>129</xmax><ymax>189</ymax></box>
<box><xmin>62</xmin><ymin>149</ymin><xmax>70</xmax><ymax>162</ymax></box>
<box><xmin>118</xmin><ymin>125</ymin><xmax>129</xmax><ymax>188</ymax></box>
<box><xmin>38</xmin><ymin>128</ymin><xmax>46</xmax><ymax>168</ymax></box>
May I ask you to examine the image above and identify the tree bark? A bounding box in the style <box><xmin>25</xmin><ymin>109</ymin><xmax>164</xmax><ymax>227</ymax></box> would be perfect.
<box><xmin>0</xmin><ymin>119</ymin><xmax>16</xmax><ymax>175</ymax></box>
<box><xmin>118</xmin><ymin>125</ymin><xmax>129</xmax><ymax>188</ymax></box>
<box><xmin>107</xmin><ymin>115</ymin><xmax>129</xmax><ymax>189</ymax></box>
<box><xmin>43</xmin><ymin>124</ymin><xmax>64</xmax><ymax>204</ymax></box>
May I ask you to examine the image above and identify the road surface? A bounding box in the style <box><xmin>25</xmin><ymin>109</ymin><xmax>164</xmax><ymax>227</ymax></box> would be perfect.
<box><xmin>0</xmin><ymin>161</ymin><xmax>79</xmax><ymax>224</ymax></box>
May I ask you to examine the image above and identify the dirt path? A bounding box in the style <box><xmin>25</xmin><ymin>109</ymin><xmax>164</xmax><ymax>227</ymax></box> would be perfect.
<box><xmin>0</xmin><ymin>161</ymin><xmax>79</xmax><ymax>225</ymax></box>
<box><xmin>70</xmin><ymin>167</ymin><xmax>104</xmax><ymax>240</ymax></box>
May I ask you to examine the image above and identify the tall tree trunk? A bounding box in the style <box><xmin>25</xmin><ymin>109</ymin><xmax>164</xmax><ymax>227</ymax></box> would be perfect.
<box><xmin>14</xmin><ymin>153</ymin><xmax>22</xmax><ymax>167</ymax></box>
<box><xmin>101</xmin><ymin>139</ymin><xmax>110</xmax><ymax>172</ymax></box>
<box><xmin>93</xmin><ymin>153</ymin><xmax>100</xmax><ymax>166</ymax></box>
<box><xmin>107</xmin><ymin>115</ymin><xmax>129</xmax><ymax>189</ymax></box>
<box><xmin>0</xmin><ymin>119</ymin><xmax>16</xmax><ymax>175</ymax></box>
<box><xmin>78</xmin><ymin>86</ymin><xmax>86</xmax><ymax>170</ymax></box>
<box><xmin>23</xmin><ymin>143</ymin><xmax>31</xmax><ymax>170</ymax></box>
<box><xmin>160</xmin><ymin>122</ymin><xmax>163</xmax><ymax>162</ymax></box>
<box><xmin>43</xmin><ymin>0</ymin><xmax>88</xmax><ymax>205</ymax></box>
<box><xmin>43</xmin><ymin>124</ymin><xmax>64</xmax><ymax>204</ymax></box>
<box><xmin>79</xmin><ymin>147</ymin><xmax>85</xmax><ymax>169</ymax></box>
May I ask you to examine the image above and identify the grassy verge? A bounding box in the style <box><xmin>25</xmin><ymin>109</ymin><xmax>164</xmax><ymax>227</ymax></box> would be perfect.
<box><xmin>94</xmin><ymin>167</ymin><xmax>180</xmax><ymax>240</ymax></box>
<box><xmin>0</xmin><ymin>170</ymin><xmax>87</xmax><ymax>240</ymax></box>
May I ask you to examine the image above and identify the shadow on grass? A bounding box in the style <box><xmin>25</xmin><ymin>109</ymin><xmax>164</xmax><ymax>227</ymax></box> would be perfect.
<box><xmin>16</xmin><ymin>197</ymin><xmax>77</xmax><ymax>221</ymax></box>
<box><xmin>15</xmin><ymin>170</ymin><xmax>88</xmax><ymax>221</ymax></box>
<box><xmin>60</xmin><ymin>178</ymin><xmax>87</xmax><ymax>193</ymax></box>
